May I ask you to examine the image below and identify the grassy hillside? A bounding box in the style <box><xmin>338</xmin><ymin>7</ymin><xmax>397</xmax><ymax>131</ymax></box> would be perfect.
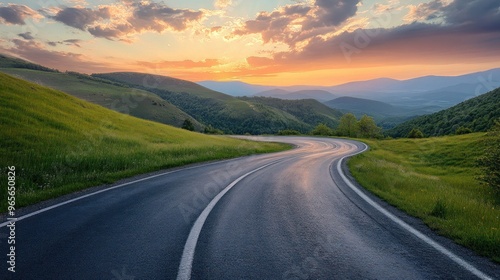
<box><xmin>349</xmin><ymin>133</ymin><xmax>499</xmax><ymax>261</ymax></box>
<box><xmin>388</xmin><ymin>87</ymin><xmax>500</xmax><ymax>137</ymax></box>
<box><xmin>241</xmin><ymin>96</ymin><xmax>343</xmax><ymax>129</ymax></box>
<box><xmin>0</xmin><ymin>56</ymin><xmax>202</xmax><ymax>130</ymax></box>
<box><xmin>95</xmin><ymin>72</ymin><xmax>320</xmax><ymax>134</ymax></box>
<box><xmin>93</xmin><ymin>72</ymin><xmax>231</xmax><ymax>100</ymax></box>
<box><xmin>0</xmin><ymin>72</ymin><xmax>290</xmax><ymax>212</ymax></box>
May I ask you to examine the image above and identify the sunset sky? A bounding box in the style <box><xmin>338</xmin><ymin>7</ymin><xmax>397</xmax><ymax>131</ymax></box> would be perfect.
<box><xmin>0</xmin><ymin>0</ymin><xmax>499</xmax><ymax>86</ymax></box>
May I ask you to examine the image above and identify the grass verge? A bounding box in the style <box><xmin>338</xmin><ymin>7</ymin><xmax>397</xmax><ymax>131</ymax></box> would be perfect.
<box><xmin>348</xmin><ymin>133</ymin><xmax>500</xmax><ymax>262</ymax></box>
<box><xmin>0</xmin><ymin>73</ymin><xmax>290</xmax><ymax>212</ymax></box>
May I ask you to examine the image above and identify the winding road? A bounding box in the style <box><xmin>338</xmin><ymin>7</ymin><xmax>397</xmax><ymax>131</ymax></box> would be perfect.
<box><xmin>1</xmin><ymin>137</ymin><xmax>498</xmax><ymax>279</ymax></box>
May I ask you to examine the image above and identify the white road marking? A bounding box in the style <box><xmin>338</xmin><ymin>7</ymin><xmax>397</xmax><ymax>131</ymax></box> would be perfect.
<box><xmin>176</xmin><ymin>161</ymin><xmax>279</xmax><ymax>280</ymax></box>
<box><xmin>337</xmin><ymin>142</ymin><xmax>493</xmax><ymax>280</ymax></box>
<box><xmin>0</xmin><ymin>156</ymin><xmax>267</xmax><ymax>228</ymax></box>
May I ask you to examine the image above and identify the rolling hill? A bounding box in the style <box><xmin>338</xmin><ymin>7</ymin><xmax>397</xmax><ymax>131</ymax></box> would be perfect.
<box><xmin>0</xmin><ymin>55</ymin><xmax>202</xmax><ymax>130</ymax></box>
<box><xmin>324</xmin><ymin>96</ymin><xmax>443</xmax><ymax>129</ymax></box>
<box><xmin>325</xmin><ymin>96</ymin><xmax>397</xmax><ymax>118</ymax></box>
<box><xmin>0</xmin><ymin>72</ymin><xmax>288</xmax><ymax>210</ymax></box>
<box><xmin>240</xmin><ymin>96</ymin><xmax>343</xmax><ymax>129</ymax></box>
<box><xmin>95</xmin><ymin>72</ymin><xmax>344</xmax><ymax>134</ymax></box>
<box><xmin>387</xmin><ymin>87</ymin><xmax>500</xmax><ymax>137</ymax></box>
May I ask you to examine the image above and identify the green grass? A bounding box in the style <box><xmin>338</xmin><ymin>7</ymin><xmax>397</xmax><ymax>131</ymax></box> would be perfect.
<box><xmin>348</xmin><ymin>133</ymin><xmax>500</xmax><ymax>262</ymax></box>
<box><xmin>0</xmin><ymin>72</ymin><xmax>290</xmax><ymax>212</ymax></box>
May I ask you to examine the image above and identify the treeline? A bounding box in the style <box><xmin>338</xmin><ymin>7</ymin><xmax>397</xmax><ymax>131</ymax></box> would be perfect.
<box><xmin>387</xmin><ymin>87</ymin><xmax>500</xmax><ymax>138</ymax></box>
<box><xmin>279</xmin><ymin>113</ymin><xmax>383</xmax><ymax>139</ymax></box>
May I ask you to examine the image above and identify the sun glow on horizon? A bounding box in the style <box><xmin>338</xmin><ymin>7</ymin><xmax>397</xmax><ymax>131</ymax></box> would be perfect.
<box><xmin>0</xmin><ymin>0</ymin><xmax>498</xmax><ymax>86</ymax></box>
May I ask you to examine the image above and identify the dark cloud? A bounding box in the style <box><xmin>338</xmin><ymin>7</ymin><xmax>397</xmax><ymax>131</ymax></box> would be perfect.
<box><xmin>0</xmin><ymin>4</ymin><xmax>39</xmax><ymax>25</ymax></box>
<box><xmin>47</xmin><ymin>39</ymin><xmax>83</xmax><ymax>48</ymax></box>
<box><xmin>442</xmin><ymin>0</ymin><xmax>500</xmax><ymax>30</ymax></box>
<box><xmin>406</xmin><ymin>0</ymin><xmax>500</xmax><ymax>30</ymax></box>
<box><xmin>302</xmin><ymin>0</ymin><xmax>360</xmax><ymax>30</ymax></box>
<box><xmin>51</xmin><ymin>7</ymin><xmax>110</xmax><ymax>30</ymax></box>
<box><xmin>18</xmin><ymin>32</ymin><xmax>35</xmax><ymax>40</ymax></box>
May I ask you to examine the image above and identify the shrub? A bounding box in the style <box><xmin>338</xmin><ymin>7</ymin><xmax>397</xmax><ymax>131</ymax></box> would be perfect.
<box><xmin>181</xmin><ymin>119</ymin><xmax>195</xmax><ymax>131</ymax></box>
<box><xmin>310</xmin><ymin>123</ymin><xmax>334</xmax><ymax>136</ymax></box>
<box><xmin>407</xmin><ymin>128</ymin><xmax>424</xmax><ymax>138</ymax></box>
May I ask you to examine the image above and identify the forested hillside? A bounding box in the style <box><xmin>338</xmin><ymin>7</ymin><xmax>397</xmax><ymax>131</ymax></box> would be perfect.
<box><xmin>387</xmin><ymin>87</ymin><xmax>500</xmax><ymax>137</ymax></box>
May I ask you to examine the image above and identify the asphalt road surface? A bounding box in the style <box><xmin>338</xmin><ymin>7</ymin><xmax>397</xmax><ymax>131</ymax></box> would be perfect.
<box><xmin>1</xmin><ymin>137</ymin><xmax>499</xmax><ymax>279</ymax></box>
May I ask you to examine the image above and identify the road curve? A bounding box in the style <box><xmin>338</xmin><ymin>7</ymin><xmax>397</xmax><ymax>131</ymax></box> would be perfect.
<box><xmin>1</xmin><ymin>137</ymin><xmax>498</xmax><ymax>279</ymax></box>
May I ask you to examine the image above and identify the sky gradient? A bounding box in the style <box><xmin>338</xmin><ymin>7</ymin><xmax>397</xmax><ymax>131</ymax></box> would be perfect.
<box><xmin>0</xmin><ymin>0</ymin><xmax>499</xmax><ymax>86</ymax></box>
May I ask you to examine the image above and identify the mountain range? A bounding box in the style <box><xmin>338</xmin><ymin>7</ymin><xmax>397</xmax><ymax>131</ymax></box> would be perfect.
<box><xmin>2</xmin><ymin>53</ymin><xmax>499</xmax><ymax>137</ymax></box>
<box><xmin>199</xmin><ymin>68</ymin><xmax>500</xmax><ymax>110</ymax></box>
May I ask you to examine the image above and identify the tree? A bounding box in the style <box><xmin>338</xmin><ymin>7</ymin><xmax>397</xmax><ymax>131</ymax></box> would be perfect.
<box><xmin>357</xmin><ymin>115</ymin><xmax>382</xmax><ymax>138</ymax></box>
<box><xmin>407</xmin><ymin>128</ymin><xmax>424</xmax><ymax>138</ymax></box>
<box><xmin>337</xmin><ymin>113</ymin><xmax>358</xmax><ymax>137</ymax></box>
<box><xmin>181</xmin><ymin>119</ymin><xmax>195</xmax><ymax>131</ymax></box>
<box><xmin>310</xmin><ymin>123</ymin><xmax>334</xmax><ymax>136</ymax></box>
<box><xmin>477</xmin><ymin>119</ymin><xmax>500</xmax><ymax>191</ymax></box>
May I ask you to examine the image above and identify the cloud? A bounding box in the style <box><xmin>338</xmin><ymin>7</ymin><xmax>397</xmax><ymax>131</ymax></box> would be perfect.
<box><xmin>404</xmin><ymin>0</ymin><xmax>445</xmax><ymax>22</ymax></box>
<box><xmin>50</xmin><ymin>2</ymin><xmax>204</xmax><ymax>40</ymax></box>
<box><xmin>51</xmin><ymin>7</ymin><xmax>111</xmax><ymax>30</ymax></box>
<box><xmin>129</xmin><ymin>1</ymin><xmax>204</xmax><ymax>32</ymax></box>
<box><xmin>137</xmin><ymin>59</ymin><xmax>221</xmax><ymax>69</ymax></box>
<box><xmin>18</xmin><ymin>32</ymin><xmax>35</xmax><ymax>40</ymax></box>
<box><xmin>215</xmin><ymin>0</ymin><xmax>233</xmax><ymax>9</ymax></box>
<box><xmin>47</xmin><ymin>39</ymin><xmax>83</xmax><ymax>48</ymax></box>
<box><xmin>302</xmin><ymin>0</ymin><xmax>360</xmax><ymax>30</ymax></box>
<box><xmin>0</xmin><ymin>4</ymin><xmax>40</xmax><ymax>25</ymax></box>
<box><xmin>405</xmin><ymin>0</ymin><xmax>500</xmax><ymax>29</ymax></box>
<box><xmin>442</xmin><ymin>0</ymin><xmax>500</xmax><ymax>29</ymax></box>
<box><xmin>228</xmin><ymin>0</ymin><xmax>500</xmax><ymax>77</ymax></box>
<box><xmin>233</xmin><ymin>0</ymin><xmax>360</xmax><ymax>47</ymax></box>
<box><xmin>233</xmin><ymin>3</ymin><xmax>312</xmax><ymax>45</ymax></box>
